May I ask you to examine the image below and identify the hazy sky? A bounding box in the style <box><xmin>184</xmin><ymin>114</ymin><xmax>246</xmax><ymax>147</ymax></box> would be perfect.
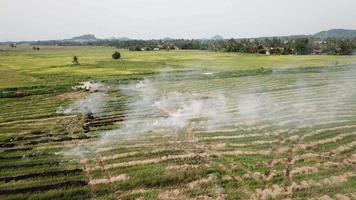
<box><xmin>1</xmin><ymin>0</ymin><xmax>356</xmax><ymax>41</ymax></box>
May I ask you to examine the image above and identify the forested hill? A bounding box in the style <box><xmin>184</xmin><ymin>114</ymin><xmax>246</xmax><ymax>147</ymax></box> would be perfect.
<box><xmin>70</xmin><ymin>34</ymin><xmax>98</xmax><ymax>42</ymax></box>
<box><xmin>313</xmin><ymin>29</ymin><xmax>356</xmax><ymax>39</ymax></box>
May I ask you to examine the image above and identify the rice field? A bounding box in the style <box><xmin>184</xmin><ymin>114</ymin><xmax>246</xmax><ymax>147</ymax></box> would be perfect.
<box><xmin>0</xmin><ymin>46</ymin><xmax>356</xmax><ymax>200</ymax></box>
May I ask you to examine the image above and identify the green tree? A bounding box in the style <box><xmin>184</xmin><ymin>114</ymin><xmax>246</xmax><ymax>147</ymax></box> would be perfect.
<box><xmin>225</xmin><ymin>39</ymin><xmax>244</xmax><ymax>52</ymax></box>
<box><xmin>257</xmin><ymin>44</ymin><xmax>266</xmax><ymax>54</ymax></box>
<box><xmin>337</xmin><ymin>40</ymin><xmax>353</xmax><ymax>55</ymax></box>
<box><xmin>294</xmin><ymin>38</ymin><xmax>312</xmax><ymax>55</ymax></box>
<box><xmin>112</xmin><ymin>51</ymin><xmax>121</xmax><ymax>60</ymax></box>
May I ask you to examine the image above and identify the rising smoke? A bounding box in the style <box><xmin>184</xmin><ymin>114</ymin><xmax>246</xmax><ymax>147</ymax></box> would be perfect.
<box><xmin>56</xmin><ymin>82</ymin><xmax>108</xmax><ymax>115</ymax></box>
<box><xmin>96</xmin><ymin>78</ymin><xmax>232</xmax><ymax>148</ymax></box>
<box><xmin>59</xmin><ymin>66</ymin><xmax>356</xmax><ymax>158</ymax></box>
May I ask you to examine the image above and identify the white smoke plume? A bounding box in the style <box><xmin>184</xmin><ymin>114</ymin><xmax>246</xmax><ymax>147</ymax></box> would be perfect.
<box><xmin>60</xmin><ymin>66</ymin><xmax>356</xmax><ymax>157</ymax></box>
<box><xmin>95</xmin><ymin>78</ymin><xmax>232</xmax><ymax>148</ymax></box>
<box><xmin>56</xmin><ymin>93</ymin><xmax>107</xmax><ymax>115</ymax></box>
<box><xmin>56</xmin><ymin>82</ymin><xmax>108</xmax><ymax>115</ymax></box>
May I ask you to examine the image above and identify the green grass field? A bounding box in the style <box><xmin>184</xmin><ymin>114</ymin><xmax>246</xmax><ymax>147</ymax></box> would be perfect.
<box><xmin>1</xmin><ymin>46</ymin><xmax>356</xmax><ymax>200</ymax></box>
<box><xmin>1</xmin><ymin>45</ymin><xmax>356</xmax><ymax>89</ymax></box>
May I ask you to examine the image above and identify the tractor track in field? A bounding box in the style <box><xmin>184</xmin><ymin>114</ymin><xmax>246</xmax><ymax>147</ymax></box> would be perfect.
<box><xmin>0</xmin><ymin>161</ymin><xmax>65</xmax><ymax>170</ymax></box>
<box><xmin>0</xmin><ymin>169</ymin><xmax>83</xmax><ymax>182</ymax></box>
<box><xmin>0</xmin><ymin>180</ymin><xmax>88</xmax><ymax>195</ymax></box>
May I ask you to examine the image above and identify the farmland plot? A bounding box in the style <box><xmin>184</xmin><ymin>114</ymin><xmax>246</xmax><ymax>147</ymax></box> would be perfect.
<box><xmin>73</xmin><ymin>66</ymin><xmax>356</xmax><ymax>200</ymax></box>
<box><xmin>0</xmin><ymin>51</ymin><xmax>356</xmax><ymax>199</ymax></box>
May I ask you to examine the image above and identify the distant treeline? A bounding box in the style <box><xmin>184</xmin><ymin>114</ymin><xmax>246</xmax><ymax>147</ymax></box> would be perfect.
<box><xmin>30</xmin><ymin>37</ymin><xmax>356</xmax><ymax>55</ymax></box>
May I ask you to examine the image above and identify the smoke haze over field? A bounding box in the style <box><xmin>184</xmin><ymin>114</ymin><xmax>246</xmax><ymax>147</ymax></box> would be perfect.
<box><xmin>59</xmin><ymin>66</ymin><xmax>356</xmax><ymax>158</ymax></box>
<box><xmin>57</xmin><ymin>82</ymin><xmax>108</xmax><ymax>115</ymax></box>
<box><xmin>1</xmin><ymin>0</ymin><xmax>356</xmax><ymax>41</ymax></box>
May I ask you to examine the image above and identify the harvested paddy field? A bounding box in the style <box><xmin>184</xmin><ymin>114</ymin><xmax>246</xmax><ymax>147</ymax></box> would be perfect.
<box><xmin>0</xmin><ymin>47</ymin><xmax>356</xmax><ymax>200</ymax></box>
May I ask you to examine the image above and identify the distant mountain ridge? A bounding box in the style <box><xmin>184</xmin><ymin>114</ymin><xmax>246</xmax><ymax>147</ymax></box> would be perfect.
<box><xmin>313</xmin><ymin>29</ymin><xmax>356</xmax><ymax>39</ymax></box>
<box><xmin>211</xmin><ymin>35</ymin><xmax>224</xmax><ymax>41</ymax></box>
<box><xmin>69</xmin><ymin>34</ymin><xmax>98</xmax><ymax>42</ymax></box>
<box><xmin>2</xmin><ymin>28</ymin><xmax>356</xmax><ymax>44</ymax></box>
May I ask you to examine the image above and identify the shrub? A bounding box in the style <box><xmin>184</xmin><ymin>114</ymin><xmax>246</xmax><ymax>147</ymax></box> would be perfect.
<box><xmin>72</xmin><ymin>56</ymin><xmax>79</xmax><ymax>65</ymax></box>
<box><xmin>112</xmin><ymin>51</ymin><xmax>121</xmax><ymax>60</ymax></box>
